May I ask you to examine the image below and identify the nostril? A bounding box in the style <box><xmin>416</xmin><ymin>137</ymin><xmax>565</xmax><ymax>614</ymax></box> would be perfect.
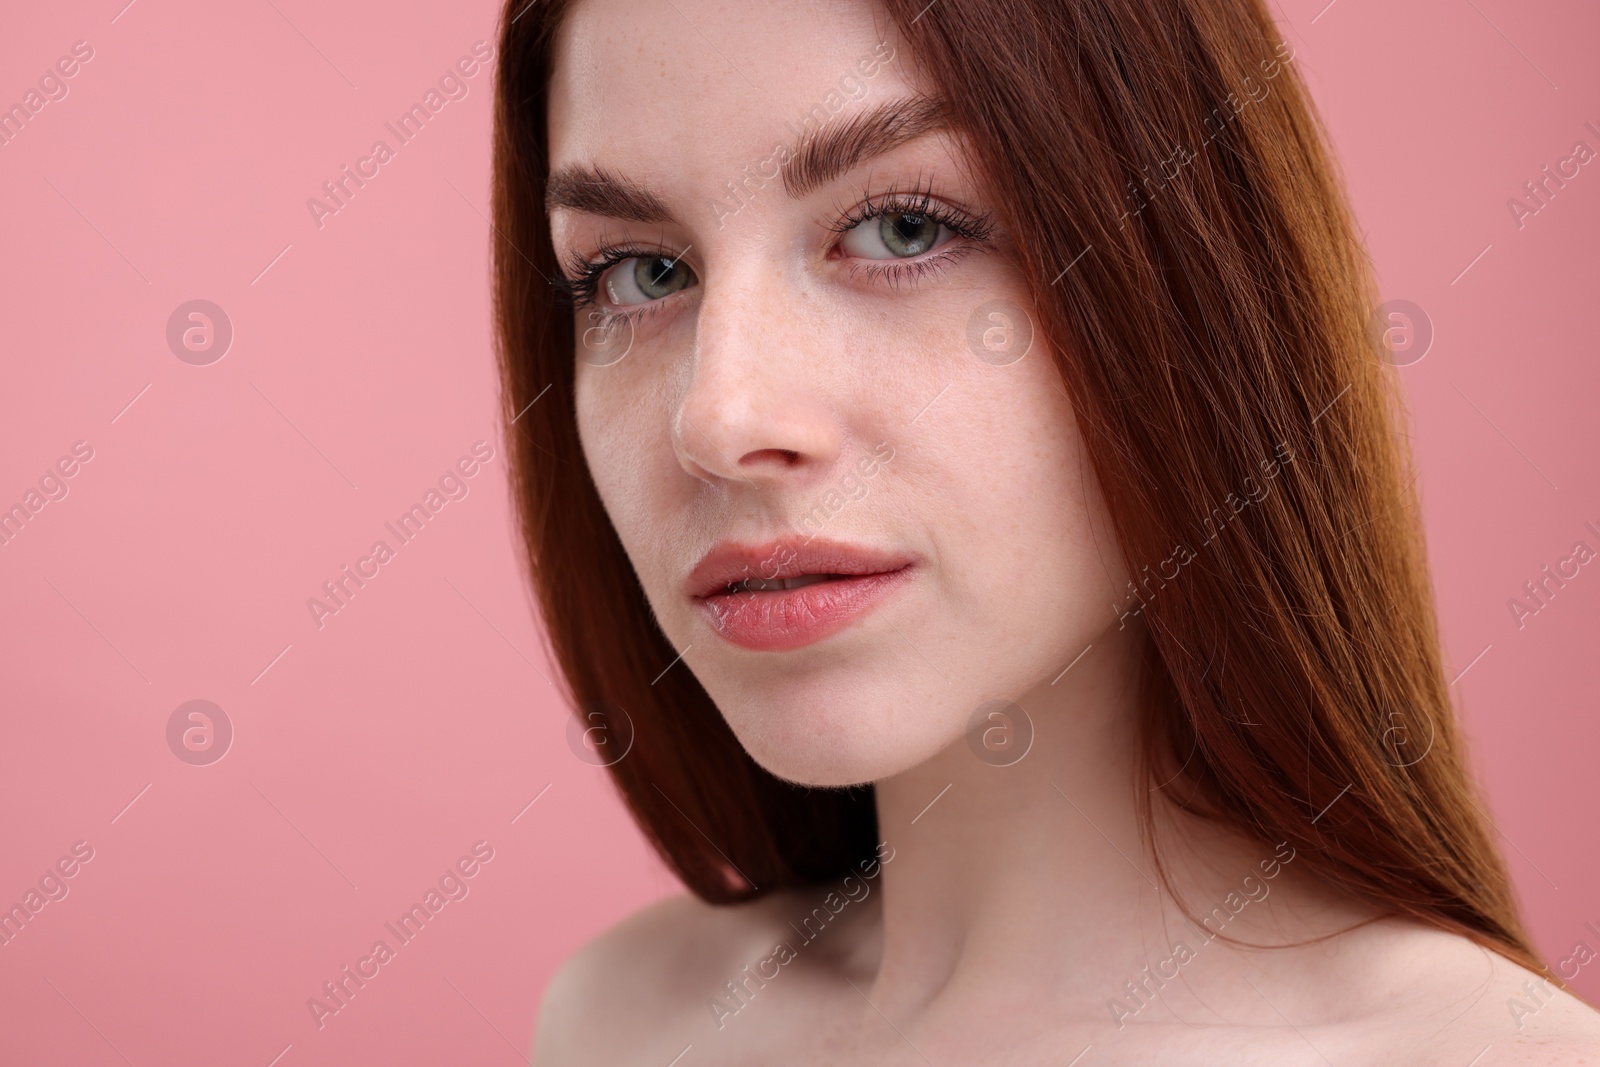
<box><xmin>741</xmin><ymin>448</ymin><xmax>801</xmax><ymax>467</ymax></box>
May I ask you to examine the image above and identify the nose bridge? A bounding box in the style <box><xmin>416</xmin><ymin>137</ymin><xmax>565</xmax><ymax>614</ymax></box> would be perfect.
<box><xmin>672</xmin><ymin>258</ymin><xmax>841</xmax><ymax>484</ymax></box>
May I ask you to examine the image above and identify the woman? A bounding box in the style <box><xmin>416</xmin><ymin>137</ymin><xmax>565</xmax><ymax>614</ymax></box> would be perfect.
<box><xmin>491</xmin><ymin>0</ymin><xmax>1600</xmax><ymax>1061</ymax></box>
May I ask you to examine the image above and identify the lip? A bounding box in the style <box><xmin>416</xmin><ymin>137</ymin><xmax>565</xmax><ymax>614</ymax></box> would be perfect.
<box><xmin>688</xmin><ymin>537</ymin><xmax>917</xmax><ymax>652</ymax></box>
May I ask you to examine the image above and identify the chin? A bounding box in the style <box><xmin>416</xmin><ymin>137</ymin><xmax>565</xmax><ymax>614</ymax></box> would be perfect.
<box><xmin>701</xmin><ymin>667</ymin><xmax>964</xmax><ymax>787</ymax></box>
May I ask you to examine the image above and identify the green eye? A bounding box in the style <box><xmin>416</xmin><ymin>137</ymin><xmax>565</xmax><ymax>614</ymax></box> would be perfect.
<box><xmin>880</xmin><ymin>213</ymin><xmax>941</xmax><ymax>256</ymax></box>
<box><xmin>841</xmin><ymin>211</ymin><xmax>952</xmax><ymax>260</ymax></box>
<box><xmin>606</xmin><ymin>255</ymin><xmax>696</xmax><ymax>305</ymax></box>
<box><xmin>636</xmin><ymin>256</ymin><xmax>692</xmax><ymax>298</ymax></box>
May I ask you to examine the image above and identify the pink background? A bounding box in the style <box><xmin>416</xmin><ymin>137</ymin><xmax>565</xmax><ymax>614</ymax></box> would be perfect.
<box><xmin>0</xmin><ymin>0</ymin><xmax>1596</xmax><ymax>1062</ymax></box>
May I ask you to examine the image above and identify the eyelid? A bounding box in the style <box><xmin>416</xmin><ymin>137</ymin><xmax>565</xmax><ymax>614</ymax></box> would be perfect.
<box><xmin>837</xmin><ymin>243</ymin><xmax>984</xmax><ymax>293</ymax></box>
<box><xmin>577</xmin><ymin>292</ymin><xmax>674</xmax><ymax>337</ymax></box>
<box><xmin>824</xmin><ymin>179</ymin><xmax>997</xmax><ymax>242</ymax></box>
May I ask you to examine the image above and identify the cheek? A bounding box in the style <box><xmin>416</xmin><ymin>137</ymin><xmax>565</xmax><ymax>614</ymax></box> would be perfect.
<box><xmin>574</xmin><ymin>370</ymin><xmax>612</xmax><ymax>498</ymax></box>
<box><xmin>1021</xmin><ymin>389</ymin><xmax>1126</xmax><ymax>615</ymax></box>
<box><xmin>926</xmin><ymin>349</ymin><xmax>1127</xmax><ymax>653</ymax></box>
<box><xmin>575</xmin><ymin>369</ymin><xmax>653</xmax><ymax>548</ymax></box>
<box><xmin>576</xmin><ymin>366</ymin><xmax>696</xmax><ymax>625</ymax></box>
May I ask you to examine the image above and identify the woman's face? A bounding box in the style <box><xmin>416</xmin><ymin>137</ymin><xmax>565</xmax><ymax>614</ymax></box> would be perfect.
<box><xmin>546</xmin><ymin>0</ymin><xmax>1128</xmax><ymax>787</ymax></box>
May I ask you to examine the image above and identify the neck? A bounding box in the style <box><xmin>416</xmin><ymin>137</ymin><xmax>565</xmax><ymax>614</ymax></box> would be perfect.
<box><xmin>865</xmin><ymin>623</ymin><xmax>1344</xmax><ymax>1024</ymax></box>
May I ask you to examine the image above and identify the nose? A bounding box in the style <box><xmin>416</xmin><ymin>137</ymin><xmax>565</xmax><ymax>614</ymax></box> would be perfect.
<box><xmin>671</xmin><ymin>268</ymin><xmax>844</xmax><ymax>489</ymax></box>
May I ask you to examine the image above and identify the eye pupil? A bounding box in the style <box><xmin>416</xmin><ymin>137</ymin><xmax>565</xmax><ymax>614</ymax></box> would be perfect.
<box><xmin>881</xmin><ymin>212</ymin><xmax>939</xmax><ymax>257</ymax></box>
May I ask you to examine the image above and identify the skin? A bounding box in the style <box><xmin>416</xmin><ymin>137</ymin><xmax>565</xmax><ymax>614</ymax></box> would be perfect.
<box><xmin>537</xmin><ymin>0</ymin><xmax>1600</xmax><ymax>1062</ymax></box>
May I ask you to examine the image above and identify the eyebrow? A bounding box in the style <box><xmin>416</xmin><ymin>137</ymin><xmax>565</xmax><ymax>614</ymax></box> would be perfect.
<box><xmin>784</xmin><ymin>95</ymin><xmax>953</xmax><ymax>198</ymax></box>
<box><xmin>544</xmin><ymin>95</ymin><xmax>955</xmax><ymax>221</ymax></box>
<box><xmin>544</xmin><ymin>165</ymin><xmax>673</xmax><ymax>224</ymax></box>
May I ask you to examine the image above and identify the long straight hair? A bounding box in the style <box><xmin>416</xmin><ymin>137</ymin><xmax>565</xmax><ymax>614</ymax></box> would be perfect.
<box><xmin>491</xmin><ymin>0</ymin><xmax>1550</xmax><ymax>976</ymax></box>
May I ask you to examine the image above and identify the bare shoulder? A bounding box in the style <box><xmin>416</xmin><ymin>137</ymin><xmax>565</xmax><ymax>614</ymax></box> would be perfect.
<box><xmin>1343</xmin><ymin>921</ymin><xmax>1600</xmax><ymax>1065</ymax></box>
<box><xmin>530</xmin><ymin>888</ymin><xmax>803</xmax><ymax>1066</ymax></box>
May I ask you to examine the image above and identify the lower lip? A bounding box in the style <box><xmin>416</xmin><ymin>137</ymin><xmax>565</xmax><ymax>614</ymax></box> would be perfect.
<box><xmin>695</xmin><ymin>567</ymin><xmax>914</xmax><ymax>652</ymax></box>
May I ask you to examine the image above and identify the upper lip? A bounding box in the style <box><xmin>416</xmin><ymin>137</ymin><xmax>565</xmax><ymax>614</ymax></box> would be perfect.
<box><xmin>687</xmin><ymin>537</ymin><xmax>915</xmax><ymax>599</ymax></box>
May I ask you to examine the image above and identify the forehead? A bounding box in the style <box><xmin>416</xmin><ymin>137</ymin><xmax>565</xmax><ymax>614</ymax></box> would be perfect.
<box><xmin>546</xmin><ymin>0</ymin><xmax>913</xmax><ymax>191</ymax></box>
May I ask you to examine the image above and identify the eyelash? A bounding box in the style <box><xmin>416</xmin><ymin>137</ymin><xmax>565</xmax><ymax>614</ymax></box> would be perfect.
<box><xmin>552</xmin><ymin>181</ymin><xmax>997</xmax><ymax>330</ymax></box>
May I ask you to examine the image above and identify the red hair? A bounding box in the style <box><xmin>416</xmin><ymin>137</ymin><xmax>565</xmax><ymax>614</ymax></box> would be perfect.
<box><xmin>490</xmin><ymin>0</ymin><xmax>1552</xmax><ymax>980</ymax></box>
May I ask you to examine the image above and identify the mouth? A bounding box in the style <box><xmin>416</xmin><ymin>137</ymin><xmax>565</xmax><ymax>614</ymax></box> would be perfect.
<box><xmin>687</xmin><ymin>539</ymin><xmax>917</xmax><ymax>652</ymax></box>
<box><xmin>721</xmin><ymin>573</ymin><xmax>852</xmax><ymax>593</ymax></box>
